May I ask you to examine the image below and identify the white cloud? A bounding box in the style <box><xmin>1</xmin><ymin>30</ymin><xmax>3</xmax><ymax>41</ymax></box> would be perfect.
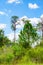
<box><xmin>40</xmin><ymin>14</ymin><xmax>43</xmax><ymax>21</ymax></box>
<box><xmin>20</xmin><ymin>16</ymin><xmax>29</xmax><ymax>22</ymax></box>
<box><xmin>17</xmin><ymin>20</ymin><xmax>24</xmax><ymax>28</ymax></box>
<box><xmin>0</xmin><ymin>23</ymin><xmax>6</xmax><ymax>29</ymax></box>
<box><xmin>20</xmin><ymin>16</ymin><xmax>40</xmax><ymax>26</ymax></box>
<box><xmin>7</xmin><ymin>33</ymin><xmax>14</xmax><ymax>41</ymax></box>
<box><xmin>40</xmin><ymin>14</ymin><xmax>43</xmax><ymax>18</ymax></box>
<box><xmin>7</xmin><ymin>0</ymin><xmax>21</xmax><ymax>4</ymax></box>
<box><xmin>16</xmin><ymin>16</ymin><xmax>40</xmax><ymax>29</ymax></box>
<box><xmin>0</xmin><ymin>11</ymin><xmax>8</xmax><ymax>16</ymax></box>
<box><xmin>15</xmin><ymin>16</ymin><xmax>27</xmax><ymax>29</ymax></box>
<box><xmin>16</xmin><ymin>24</ymin><xmax>21</xmax><ymax>29</ymax></box>
<box><xmin>28</xmin><ymin>3</ymin><xmax>39</xmax><ymax>9</ymax></box>
<box><xmin>7</xmin><ymin>32</ymin><xmax>19</xmax><ymax>41</ymax></box>
<box><xmin>19</xmin><ymin>16</ymin><xmax>29</xmax><ymax>27</ymax></box>
<box><xmin>20</xmin><ymin>16</ymin><xmax>28</xmax><ymax>20</ymax></box>
<box><xmin>29</xmin><ymin>17</ymin><xmax>40</xmax><ymax>25</ymax></box>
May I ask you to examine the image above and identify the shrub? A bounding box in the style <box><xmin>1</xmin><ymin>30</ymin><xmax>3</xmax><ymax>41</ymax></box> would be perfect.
<box><xmin>28</xmin><ymin>47</ymin><xmax>43</xmax><ymax>63</ymax></box>
<box><xmin>0</xmin><ymin>46</ymin><xmax>14</xmax><ymax>63</ymax></box>
<box><xmin>12</xmin><ymin>43</ymin><xmax>25</xmax><ymax>60</ymax></box>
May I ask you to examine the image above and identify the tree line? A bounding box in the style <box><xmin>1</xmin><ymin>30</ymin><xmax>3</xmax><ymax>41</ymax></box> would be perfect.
<box><xmin>0</xmin><ymin>16</ymin><xmax>43</xmax><ymax>64</ymax></box>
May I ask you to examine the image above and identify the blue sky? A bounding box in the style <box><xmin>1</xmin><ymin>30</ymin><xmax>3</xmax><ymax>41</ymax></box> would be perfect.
<box><xmin>0</xmin><ymin>0</ymin><xmax>43</xmax><ymax>40</ymax></box>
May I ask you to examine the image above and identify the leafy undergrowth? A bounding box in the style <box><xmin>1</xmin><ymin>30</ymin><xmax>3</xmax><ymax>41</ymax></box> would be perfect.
<box><xmin>0</xmin><ymin>42</ymin><xmax>43</xmax><ymax>65</ymax></box>
<box><xmin>0</xmin><ymin>54</ymin><xmax>43</xmax><ymax>65</ymax></box>
<box><xmin>15</xmin><ymin>62</ymin><xmax>43</xmax><ymax>65</ymax></box>
<box><xmin>0</xmin><ymin>61</ymin><xmax>43</xmax><ymax>65</ymax></box>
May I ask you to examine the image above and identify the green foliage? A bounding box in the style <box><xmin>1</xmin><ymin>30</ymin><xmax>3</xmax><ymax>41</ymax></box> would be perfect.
<box><xmin>0</xmin><ymin>29</ymin><xmax>4</xmax><ymax>47</ymax></box>
<box><xmin>0</xmin><ymin>29</ymin><xmax>11</xmax><ymax>47</ymax></box>
<box><xmin>0</xmin><ymin>46</ymin><xmax>14</xmax><ymax>63</ymax></box>
<box><xmin>3</xmin><ymin>36</ymin><xmax>11</xmax><ymax>46</ymax></box>
<box><xmin>28</xmin><ymin>47</ymin><xmax>43</xmax><ymax>63</ymax></box>
<box><xmin>12</xmin><ymin>43</ymin><xmax>25</xmax><ymax>60</ymax></box>
<box><xmin>19</xmin><ymin>20</ymin><xmax>39</xmax><ymax>48</ymax></box>
<box><xmin>39</xmin><ymin>40</ymin><xmax>43</xmax><ymax>47</ymax></box>
<box><xmin>11</xmin><ymin>16</ymin><xmax>19</xmax><ymax>30</ymax></box>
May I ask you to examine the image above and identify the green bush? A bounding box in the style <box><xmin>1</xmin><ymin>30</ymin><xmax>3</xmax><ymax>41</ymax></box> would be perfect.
<box><xmin>12</xmin><ymin>43</ymin><xmax>25</xmax><ymax>60</ymax></box>
<box><xmin>28</xmin><ymin>47</ymin><xmax>43</xmax><ymax>63</ymax></box>
<box><xmin>0</xmin><ymin>46</ymin><xmax>14</xmax><ymax>63</ymax></box>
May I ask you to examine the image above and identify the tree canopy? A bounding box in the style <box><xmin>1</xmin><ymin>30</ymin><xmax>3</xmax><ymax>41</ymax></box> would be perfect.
<box><xmin>19</xmin><ymin>20</ymin><xmax>39</xmax><ymax>48</ymax></box>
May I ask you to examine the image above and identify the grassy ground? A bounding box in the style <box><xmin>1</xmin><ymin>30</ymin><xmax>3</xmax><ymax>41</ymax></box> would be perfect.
<box><xmin>0</xmin><ymin>54</ymin><xmax>43</xmax><ymax>65</ymax></box>
<box><xmin>0</xmin><ymin>46</ymin><xmax>43</xmax><ymax>65</ymax></box>
<box><xmin>0</xmin><ymin>62</ymin><xmax>43</xmax><ymax>65</ymax></box>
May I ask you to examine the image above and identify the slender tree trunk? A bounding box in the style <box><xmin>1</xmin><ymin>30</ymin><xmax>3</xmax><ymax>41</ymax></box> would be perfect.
<box><xmin>13</xmin><ymin>24</ymin><xmax>16</xmax><ymax>42</ymax></box>
<box><xmin>14</xmin><ymin>31</ymin><xmax>16</xmax><ymax>42</ymax></box>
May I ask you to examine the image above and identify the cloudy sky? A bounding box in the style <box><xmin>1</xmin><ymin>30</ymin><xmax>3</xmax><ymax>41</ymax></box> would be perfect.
<box><xmin>0</xmin><ymin>0</ymin><xmax>43</xmax><ymax>40</ymax></box>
